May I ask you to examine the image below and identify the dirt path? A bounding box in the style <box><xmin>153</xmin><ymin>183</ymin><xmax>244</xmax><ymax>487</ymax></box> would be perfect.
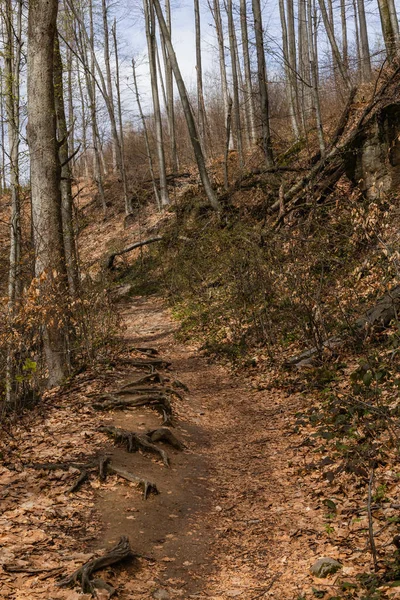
<box><xmin>0</xmin><ymin>294</ymin><xmax>329</xmax><ymax>600</ymax></box>
<box><xmin>95</xmin><ymin>296</ymin><xmax>327</xmax><ymax>599</ymax></box>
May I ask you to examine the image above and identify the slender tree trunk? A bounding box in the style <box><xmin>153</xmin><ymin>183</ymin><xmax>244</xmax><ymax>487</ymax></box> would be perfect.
<box><xmin>162</xmin><ymin>0</ymin><xmax>178</xmax><ymax>172</ymax></box>
<box><xmin>4</xmin><ymin>0</ymin><xmax>21</xmax><ymax>309</ymax></box>
<box><xmin>226</xmin><ymin>0</ymin><xmax>243</xmax><ymax>167</ymax></box>
<box><xmin>112</xmin><ymin>19</ymin><xmax>131</xmax><ymax>214</ymax></box>
<box><xmin>66</xmin><ymin>45</ymin><xmax>75</xmax><ymax>174</ymax></box>
<box><xmin>252</xmin><ymin>0</ymin><xmax>274</xmax><ymax>166</ymax></box>
<box><xmin>84</xmin><ymin>0</ymin><xmax>106</xmax><ymax>209</ymax></box>
<box><xmin>54</xmin><ymin>36</ymin><xmax>79</xmax><ymax>296</ymax></box>
<box><xmin>279</xmin><ymin>0</ymin><xmax>301</xmax><ymax>138</ymax></box>
<box><xmin>318</xmin><ymin>0</ymin><xmax>352</xmax><ymax>88</ymax></box>
<box><xmin>27</xmin><ymin>0</ymin><xmax>68</xmax><ymax>386</ymax></box>
<box><xmin>144</xmin><ymin>0</ymin><xmax>169</xmax><ymax>207</ymax></box>
<box><xmin>353</xmin><ymin>0</ymin><xmax>362</xmax><ymax>81</ymax></box>
<box><xmin>152</xmin><ymin>0</ymin><xmax>221</xmax><ymax>210</ymax></box>
<box><xmin>101</xmin><ymin>0</ymin><xmax>118</xmax><ymax>172</ymax></box>
<box><xmin>308</xmin><ymin>0</ymin><xmax>325</xmax><ymax>154</ymax></box>
<box><xmin>340</xmin><ymin>0</ymin><xmax>348</xmax><ymax>70</ymax></box>
<box><xmin>194</xmin><ymin>0</ymin><xmax>207</xmax><ymax>156</ymax></box>
<box><xmin>240</xmin><ymin>0</ymin><xmax>256</xmax><ymax>146</ymax></box>
<box><xmin>77</xmin><ymin>62</ymin><xmax>89</xmax><ymax>179</ymax></box>
<box><xmin>356</xmin><ymin>0</ymin><xmax>372</xmax><ymax>81</ymax></box>
<box><xmin>4</xmin><ymin>0</ymin><xmax>22</xmax><ymax>404</ymax></box>
<box><xmin>0</xmin><ymin>71</ymin><xmax>5</xmax><ymax>193</ymax></box>
<box><xmin>212</xmin><ymin>0</ymin><xmax>233</xmax><ymax>149</ymax></box>
<box><xmin>132</xmin><ymin>58</ymin><xmax>161</xmax><ymax>210</ymax></box>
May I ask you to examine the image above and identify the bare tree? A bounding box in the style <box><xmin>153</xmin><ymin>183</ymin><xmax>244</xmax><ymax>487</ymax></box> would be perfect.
<box><xmin>152</xmin><ymin>0</ymin><xmax>221</xmax><ymax>210</ymax></box>
<box><xmin>144</xmin><ymin>0</ymin><xmax>169</xmax><ymax>207</ymax></box>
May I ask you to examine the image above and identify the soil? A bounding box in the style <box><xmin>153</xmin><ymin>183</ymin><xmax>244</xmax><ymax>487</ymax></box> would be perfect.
<box><xmin>0</xmin><ymin>292</ymin><xmax>332</xmax><ymax>600</ymax></box>
<box><xmin>92</xmin><ymin>295</ymin><xmax>326</xmax><ymax>600</ymax></box>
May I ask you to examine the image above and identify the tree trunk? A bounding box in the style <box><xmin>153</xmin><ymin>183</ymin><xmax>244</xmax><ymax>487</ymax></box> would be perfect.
<box><xmin>162</xmin><ymin>0</ymin><xmax>178</xmax><ymax>172</ymax></box>
<box><xmin>54</xmin><ymin>36</ymin><xmax>79</xmax><ymax>297</ymax></box>
<box><xmin>356</xmin><ymin>0</ymin><xmax>372</xmax><ymax>82</ymax></box>
<box><xmin>27</xmin><ymin>0</ymin><xmax>68</xmax><ymax>386</ymax></box>
<box><xmin>144</xmin><ymin>0</ymin><xmax>169</xmax><ymax>207</ymax></box>
<box><xmin>112</xmin><ymin>19</ymin><xmax>131</xmax><ymax>214</ymax></box>
<box><xmin>132</xmin><ymin>59</ymin><xmax>161</xmax><ymax>210</ymax></box>
<box><xmin>307</xmin><ymin>0</ymin><xmax>325</xmax><ymax>155</ymax></box>
<box><xmin>194</xmin><ymin>0</ymin><xmax>207</xmax><ymax>156</ymax></box>
<box><xmin>211</xmin><ymin>0</ymin><xmax>233</xmax><ymax>149</ymax></box>
<box><xmin>152</xmin><ymin>0</ymin><xmax>221</xmax><ymax>211</ymax></box>
<box><xmin>226</xmin><ymin>0</ymin><xmax>243</xmax><ymax>167</ymax></box>
<box><xmin>252</xmin><ymin>0</ymin><xmax>274</xmax><ymax>166</ymax></box>
<box><xmin>318</xmin><ymin>0</ymin><xmax>352</xmax><ymax>88</ymax></box>
<box><xmin>101</xmin><ymin>0</ymin><xmax>118</xmax><ymax>172</ymax></box>
<box><xmin>240</xmin><ymin>0</ymin><xmax>256</xmax><ymax>146</ymax></box>
<box><xmin>279</xmin><ymin>0</ymin><xmax>301</xmax><ymax>138</ymax></box>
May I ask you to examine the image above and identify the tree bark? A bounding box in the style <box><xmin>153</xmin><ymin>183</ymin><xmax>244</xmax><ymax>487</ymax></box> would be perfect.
<box><xmin>240</xmin><ymin>0</ymin><xmax>256</xmax><ymax>146</ymax></box>
<box><xmin>226</xmin><ymin>0</ymin><xmax>243</xmax><ymax>167</ymax></box>
<box><xmin>27</xmin><ymin>0</ymin><xmax>68</xmax><ymax>386</ymax></box>
<box><xmin>252</xmin><ymin>0</ymin><xmax>274</xmax><ymax>166</ymax></box>
<box><xmin>54</xmin><ymin>36</ymin><xmax>79</xmax><ymax>297</ymax></box>
<box><xmin>144</xmin><ymin>0</ymin><xmax>169</xmax><ymax>207</ymax></box>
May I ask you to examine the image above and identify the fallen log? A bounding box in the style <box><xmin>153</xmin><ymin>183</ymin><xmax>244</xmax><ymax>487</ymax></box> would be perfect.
<box><xmin>59</xmin><ymin>536</ymin><xmax>134</xmax><ymax>595</ymax></box>
<box><xmin>105</xmin><ymin>236</ymin><xmax>163</xmax><ymax>269</ymax></box>
<box><xmin>287</xmin><ymin>285</ymin><xmax>400</xmax><ymax>367</ymax></box>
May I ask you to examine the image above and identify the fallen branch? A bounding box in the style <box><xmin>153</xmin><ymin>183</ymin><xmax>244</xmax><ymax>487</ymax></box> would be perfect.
<box><xmin>105</xmin><ymin>236</ymin><xmax>163</xmax><ymax>269</ymax></box>
<box><xmin>59</xmin><ymin>536</ymin><xmax>134</xmax><ymax>594</ymax></box>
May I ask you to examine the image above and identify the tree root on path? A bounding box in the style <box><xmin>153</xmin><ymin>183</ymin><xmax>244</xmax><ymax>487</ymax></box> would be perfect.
<box><xmin>107</xmin><ymin>464</ymin><xmax>158</xmax><ymax>498</ymax></box>
<box><xmin>116</xmin><ymin>386</ymin><xmax>184</xmax><ymax>401</ymax></box>
<box><xmin>93</xmin><ymin>393</ymin><xmax>173</xmax><ymax>425</ymax></box>
<box><xmin>120</xmin><ymin>372</ymin><xmax>189</xmax><ymax>392</ymax></box>
<box><xmin>98</xmin><ymin>358</ymin><xmax>171</xmax><ymax>371</ymax></box>
<box><xmin>98</xmin><ymin>425</ymin><xmax>171</xmax><ymax>466</ymax></box>
<box><xmin>28</xmin><ymin>457</ymin><xmax>159</xmax><ymax>498</ymax></box>
<box><xmin>58</xmin><ymin>535</ymin><xmax>134</xmax><ymax>595</ymax></box>
<box><xmin>147</xmin><ymin>427</ymin><xmax>185</xmax><ymax>450</ymax></box>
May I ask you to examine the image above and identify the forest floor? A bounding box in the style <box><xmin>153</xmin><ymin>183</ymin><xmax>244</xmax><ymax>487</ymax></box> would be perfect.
<box><xmin>0</xmin><ymin>289</ymin><xmax>357</xmax><ymax>600</ymax></box>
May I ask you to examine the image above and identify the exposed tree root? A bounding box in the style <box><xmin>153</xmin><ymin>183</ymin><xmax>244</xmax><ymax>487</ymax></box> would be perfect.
<box><xmin>28</xmin><ymin>457</ymin><xmax>159</xmax><ymax>498</ymax></box>
<box><xmin>98</xmin><ymin>425</ymin><xmax>170</xmax><ymax>466</ymax></box>
<box><xmin>59</xmin><ymin>535</ymin><xmax>134</xmax><ymax>595</ymax></box>
<box><xmin>147</xmin><ymin>427</ymin><xmax>185</xmax><ymax>450</ymax></box>
<box><xmin>121</xmin><ymin>372</ymin><xmax>165</xmax><ymax>388</ymax></box>
<box><xmin>98</xmin><ymin>358</ymin><xmax>171</xmax><ymax>371</ymax></box>
<box><xmin>93</xmin><ymin>393</ymin><xmax>173</xmax><ymax>425</ymax></box>
<box><xmin>128</xmin><ymin>346</ymin><xmax>159</xmax><ymax>356</ymax></box>
<box><xmin>120</xmin><ymin>372</ymin><xmax>189</xmax><ymax>392</ymax></box>
<box><xmin>116</xmin><ymin>386</ymin><xmax>184</xmax><ymax>401</ymax></box>
<box><xmin>106</xmin><ymin>464</ymin><xmax>159</xmax><ymax>498</ymax></box>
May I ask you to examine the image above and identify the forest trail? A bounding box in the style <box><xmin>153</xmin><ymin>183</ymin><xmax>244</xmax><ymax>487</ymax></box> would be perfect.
<box><xmin>0</xmin><ymin>293</ymin><xmax>331</xmax><ymax>600</ymax></box>
<box><xmin>92</xmin><ymin>294</ymin><xmax>327</xmax><ymax>599</ymax></box>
